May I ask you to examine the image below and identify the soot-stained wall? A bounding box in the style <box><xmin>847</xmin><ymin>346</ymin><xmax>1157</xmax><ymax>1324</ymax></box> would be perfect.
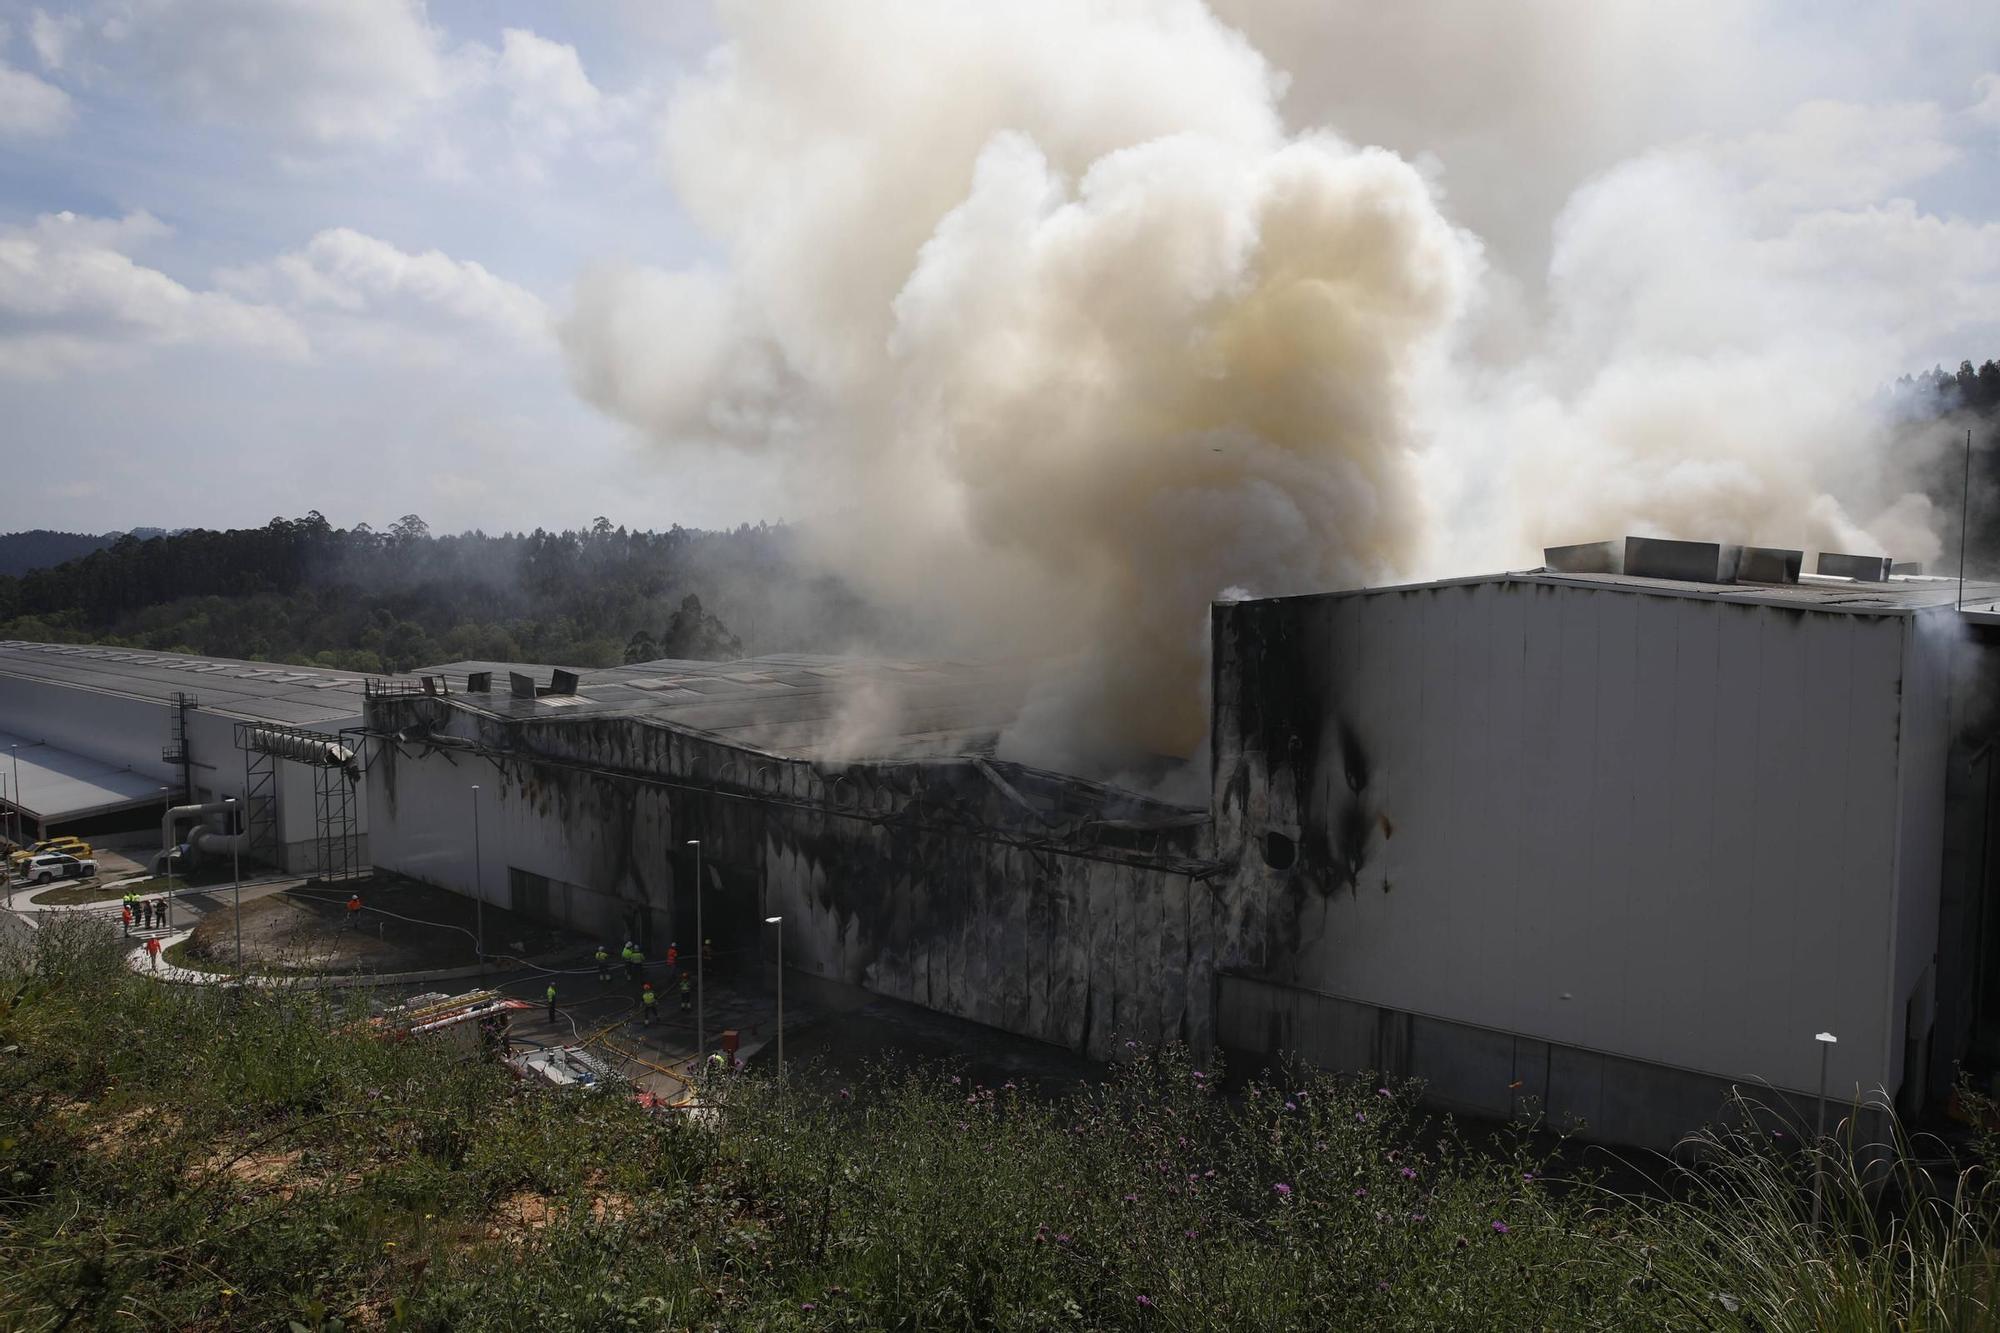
<box><xmin>365</xmin><ymin>698</ymin><xmax>1217</xmax><ymax>1059</ymax></box>
<box><xmin>1212</xmin><ymin>577</ymin><xmax>1946</xmax><ymax>1107</ymax></box>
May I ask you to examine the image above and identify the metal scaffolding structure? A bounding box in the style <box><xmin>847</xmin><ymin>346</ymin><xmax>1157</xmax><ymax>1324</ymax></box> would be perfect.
<box><xmin>233</xmin><ymin>720</ymin><xmax>365</xmax><ymax>880</ymax></box>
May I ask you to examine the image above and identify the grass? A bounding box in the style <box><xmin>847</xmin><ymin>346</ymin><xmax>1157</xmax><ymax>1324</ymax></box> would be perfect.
<box><xmin>18</xmin><ymin>879</ymin><xmax>121</xmax><ymax>906</ymax></box>
<box><xmin>1</xmin><ymin>917</ymin><xmax>1996</xmax><ymax>1331</ymax></box>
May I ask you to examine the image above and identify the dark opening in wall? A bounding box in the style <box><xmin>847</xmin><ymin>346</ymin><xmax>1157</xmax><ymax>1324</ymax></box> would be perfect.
<box><xmin>1262</xmin><ymin>830</ymin><xmax>1297</xmax><ymax>870</ymax></box>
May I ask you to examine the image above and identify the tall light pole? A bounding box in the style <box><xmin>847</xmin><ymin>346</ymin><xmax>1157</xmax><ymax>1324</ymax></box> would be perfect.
<box><xmin>471</xmin><ymin>784</ymin><xmax>485</xmax><ymax>960</ymax></box>
<box><xmin>765</xmin><ymin>914</ymin><xmax>784</xmax><ymax>1084</ymax></box>
<box><xmin>225</xmin><ymin>798</ymin><xmax>242</xmax><ymax>978</ymax></box>
<box><xmin>688</xmin><ymin>839</ymin><xmax>703</xmax><ymax>1059</ymax></box>
<box><xmin>159</xmin><ymin>786</ymin><xmax>173</xmax><ymax>932</ymax></box>
<box><xmin>11</xmin><ymin>744</ymin><xmax>22</xmax><ymax>848</ymax></box>
<box><xmin>1813</xmin><ymin>1031</ymin><xmax>1839</xmax><ymax>1229</ymax></box>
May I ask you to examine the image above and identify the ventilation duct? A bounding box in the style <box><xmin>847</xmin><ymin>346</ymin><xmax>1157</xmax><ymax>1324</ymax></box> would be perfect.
<box><xmin>1544</xmin><ymin>541</ymin><xmax>1621</xmax><ymax>574</ymax></box>
<box><xmin>467</xmin><ymin>671</ymin><xmax>492</xmax><ymax>693</ymax></box>
<box><xmin>1817</xmin><ymin>552</ymin><xmax>1893</xmax><ymax>581</ymax></box>
<box><xmin>1736</xmin><ymin>547</ymin><xmax>1803</xmax><ymax>585</ymax></box>
<box><xmin>244</xmin><ymin>728</ymin><xmax>354</xmax><ymax>767</ymax></box>
<box><xmin>1623</xmin><ymin>537</ymin><xmax>1742</xmax><ymax>584</ymax></box>
<box><xmin>510</xmin><ymin>672</ymin><xmax>537</xmax><ymax>699</ymax></box>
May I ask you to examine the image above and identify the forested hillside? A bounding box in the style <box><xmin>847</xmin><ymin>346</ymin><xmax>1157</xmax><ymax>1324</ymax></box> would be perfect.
<box><xmin>0</xmin><ymin>529</ymin><xmax>121</xmax><ymax>577</ymax></box>
<box><xmin>1897</xmin><ymin>359</ymin><xmax>2000</xmax><ymax>564</ymax></box>
<box><xmin>0</xmin><ymin>514</ymin><xmax>884</xmax><ymax>673</ymax></box>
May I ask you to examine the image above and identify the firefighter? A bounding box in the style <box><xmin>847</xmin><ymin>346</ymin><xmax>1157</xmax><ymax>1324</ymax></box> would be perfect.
<box><xmin>677</xmin><ymin>971</ymin><xmax>692</xmax><ymax>1012</ymax></box>
<box><xmin>701</xmin><ymin>938</ymin><xmax>714</xmax><ymax>972</ymax></box>
<box><xmin>140</xmin><ymin>898</ymin><xmax>152</xmax><ymax>930</ymax></box>
<box><xmin>641</xmin><ymin>981</ymin><xmax>658</xmax><ymax>1025</ymax></box>
<box><xmin>666</xmin><ymin>941</ymin><xmax>679</xmax><ymax>974</ymax></box>
<box><xmin>121</xmin><ymin>904</ymin><xmax>132</xmax><ymax>936</ymax></box>
<box><xmin>595</xmin><ymin>945</ymin><xmax>610</xmax><ymax>982</ymax></box>
<box><xmin>346</xmin><ymin>893</ymin><xmax>362</xmax><ymax>929</ymax></box>
<box><xmin>545</xmin><ymin>981</ymin><xmax>558</xmax><ymax>1025</ymax></box>
<box><xmin>144</xmin><ymin>936</ymin><xmax>161</xmax><ymax>970</ymax></box>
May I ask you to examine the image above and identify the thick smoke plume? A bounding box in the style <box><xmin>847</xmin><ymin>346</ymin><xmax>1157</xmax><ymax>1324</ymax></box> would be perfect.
<box><xmin>563</xmin><ymin>0</ymin><xmax>2000</xmax><ymax>776</ymax></box>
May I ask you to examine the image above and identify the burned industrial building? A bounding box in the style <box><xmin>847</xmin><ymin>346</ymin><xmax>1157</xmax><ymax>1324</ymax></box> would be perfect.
<box><xmin>9</xmin><ymin>537</ymin><xmax>2000</xmax><ymax>1149</ymax></box>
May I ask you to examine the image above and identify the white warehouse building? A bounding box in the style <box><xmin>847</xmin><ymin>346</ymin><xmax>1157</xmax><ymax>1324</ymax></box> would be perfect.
<box><xmin>1211</xmin><ymin>538</ymin><xmax>2000</xmax><ymax>1146</ymax></box>
<box><xmin>0</xmin><ymin>640</ymin><xmax>374</xmax><ymax>873</ymax></box>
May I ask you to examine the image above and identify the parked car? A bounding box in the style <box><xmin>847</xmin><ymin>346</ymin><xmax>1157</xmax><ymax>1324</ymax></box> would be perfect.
<box><xmin>21</xmin><ymin>853</ymin><xmax>96</xmax><ymax>884</ymax></box>
<box><xmin>9</xmin><ymin>837</ymin><xmax>90</xmax><ymax>868</ymax></box>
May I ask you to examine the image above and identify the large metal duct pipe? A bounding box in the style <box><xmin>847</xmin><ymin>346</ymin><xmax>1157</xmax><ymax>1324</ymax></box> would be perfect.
<box><xmin>246</xmin><ymin>729</ymin><xmax>354</xmax><ymax>768</ymax></box>
<box><xmin>161</xmin><ymin>801</ymin><xmax>231</xmax><ymax>858</ymax></box>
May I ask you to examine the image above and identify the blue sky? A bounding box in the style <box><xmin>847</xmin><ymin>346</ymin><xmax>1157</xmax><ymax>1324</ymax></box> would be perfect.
<box><xmin>0</xmin><ymin>0</ymin><xmax>1995</xmax><ymax>545</ymax></box>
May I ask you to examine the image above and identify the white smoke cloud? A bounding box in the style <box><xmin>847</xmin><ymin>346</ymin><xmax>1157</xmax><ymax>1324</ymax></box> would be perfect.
<box><xmin>562</xmin><ymin>0</ymin><xmax>2000</xmax><ymax>772</ymax></box>
<box><xmin>564</xmin><ymin>0</ymin><xmax>1477</xmax><ymax>768</ymax></box>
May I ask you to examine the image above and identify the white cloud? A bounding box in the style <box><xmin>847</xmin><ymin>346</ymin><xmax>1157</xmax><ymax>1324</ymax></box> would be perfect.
<box><xmin>0</xmin><ymin>58</ymin><xmax>72</xmax><ymax>137</ymax></box>
<box><xmin>84</xmin><ymin>0</ymin><xmax>456</xmax><ymax>146</ymax></box>
<box><xmin>0</xmin><ymin>211</ymin><xmax>308</xmax><ymax>376</ymax></box>
<box><xmin>27</xmin><ymin>9</ymin><xmax>80</xmax><ymax>71</ymax></box>
<box><xmin>221</xmin><ymin>228</ymin><xmax>549</xmax><ymax>345</ymax></box>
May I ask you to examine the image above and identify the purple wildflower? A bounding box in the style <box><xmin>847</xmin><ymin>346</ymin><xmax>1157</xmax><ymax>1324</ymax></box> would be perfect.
<box><xmin>1122</xmin><ymin>1193</ymin><xmax>1139</xmax><ymax>1204</ymax></box>
<box><xmin>1377</xmin><ymin>1087</ymin><xmax>1392</xmax><ymax>1097</ymax></box>
<box><xmin>1184</xmin><ymin>1228</ymin><xmax>1198</xmax><ymax>1239</ymax></box>
<box><xmin>1272</xmin><ymin>1182</ymin><xmax>1292</xmax><ymax>1198</ymax></box>
<box><xmin>1492</xmin><ymin>1220</ymin><xmax>1510</xmax><ymax>1234</ymax></box>
<box><xmin>1401</xmin><ymin>1166</ymin><xmax>1417</xmax><ymax>1180</ymax></box>
<box><xmin>1378</xmin><ymin>1280</ymin><xmax>1391</xmax><ymax>1293</ymax></box>
<box><xmin>1055</xmin><ymin>1233</ymin><xmax>1072</xmax><ymax>1245</ymax></box>
<box><xmin>1137</xmin><ymin>1295</ymin><xmax>1154</xmax><ymax>1309</ymax></box>
<box><xmin>1354</xmin><ymin>1187</ymin><xmax>1367</xmax><ymax>1198</ymax></box>
<box><xmin>838</xmin><ymin>1087</ymin><xmax>852</xmax><ymax>1101</ymax></box>
<box><xmin>802</xmin><ymin>1303</ymin><xmax>817</xmax><ymax>1312</ymax></box>
<box><xmin>1284</xmin><ymin>1101</ymin><xmax>1297</xmax><ymax>1112</ymax></box>
<box><xmin>1522</xmin><ymin>1171</ymin><xmax>1535</xmax><ymax>1183</ymax></box>
<box><xmin>950</xmin><ymin>1075</ymin><xmax>960</xmax><ymax>1085</ymax></box>
<box><xmin>1191</xmin><ymin>1070</ymin><xmax>1206</xmax><ymax>1080</ymax></box>
<box><xmin>1356</xmin><ymin>1111</ymin><xmax>1367</xmax><ymax>1123</ymax></box>
<box><xmin>1410</xmin><ymin>1212</ymin><xmax>1427</xmax><ymax>1223</ymax></box>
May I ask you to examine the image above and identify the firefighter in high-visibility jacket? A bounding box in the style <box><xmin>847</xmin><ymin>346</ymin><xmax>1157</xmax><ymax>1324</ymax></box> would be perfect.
<box><xmin>641</xmin><ymin>981</ymin><xmax>658</xmax><ymax>1025</ymax></box>
<box><xmin>677</xmin><ymin>971</ymin><xmax>692</xmax><ymax>1012</ymax></box>
<box><xmin>595</xmin><ymin>946</ymin><xmax>610</xmax><ymax>982</ymax></box>
<box><xmin>545</xmin><ymin>982</ymin><xmax>558</xmax><ymax>1025</ymax></box>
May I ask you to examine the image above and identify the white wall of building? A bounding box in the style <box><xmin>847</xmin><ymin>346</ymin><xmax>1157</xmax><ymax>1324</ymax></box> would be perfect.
<box><xmin>1217</xmin><ymin>580</ymin><xmax>1941</xmax><ymax>1103</ymax></box>
<box><xmin>0</xmin><ymin>671</ymin><xmax>365</xmax><ymax>869</ymax></box>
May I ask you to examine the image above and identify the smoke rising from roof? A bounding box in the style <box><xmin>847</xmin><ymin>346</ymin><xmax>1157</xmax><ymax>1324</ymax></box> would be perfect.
<box><xmin>561</xmin><ymin>0</ymin><xmax>2000</xmax><ymax>774</ymax></box>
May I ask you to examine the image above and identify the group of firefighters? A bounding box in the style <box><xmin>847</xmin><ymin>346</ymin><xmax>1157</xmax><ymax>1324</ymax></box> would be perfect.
<box><xmin>541</xmin><ymin>936</ymin><xmax>716</xmax><ymax>1028</ymax></box>
<box><xmin>117</xmin><ymin>890</ymin><xmax>171</xmax><ymax>935</ymax></box>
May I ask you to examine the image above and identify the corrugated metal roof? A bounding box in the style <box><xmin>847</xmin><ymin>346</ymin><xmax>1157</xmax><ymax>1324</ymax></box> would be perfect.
<box><xmin>0</xmin><ymin>641</ymin><xmax>377</xmax><ymax>724</ymax></box>
<box><xmin>0</xmin><ymin>727</ymin><xmax>169</xmax><ymax>822</ymax></box>
<box><xmin>414</xmin><ymin>655</ymin><xmax>1031</xmax><ymax>762</ymax></box>
<box><xmin>1238</xmin><ymin>570</ymin><xmax>2000</xmax><ymax>617</ymax></box>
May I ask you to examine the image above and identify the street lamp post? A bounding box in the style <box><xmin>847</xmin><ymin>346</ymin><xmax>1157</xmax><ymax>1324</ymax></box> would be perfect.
<box><xmin>471</xmin><ymin>785</ymin><xmax>485</xmax><ymax>960</ymax></box>
<box><xmin>225</xmin><ymin>798</ymin><xmax>242</xmax><ymax>978</ymax></box>
<box><xmin>10</xmin><ymin>744</ymin><xmax>20</xmax><ymax>848</ymax></box>
<box><xmin>765</xmin><ymin>914</ymin><xmax>784</xmax><ymax>1083</ymax></box>
<box><xmin>1813</xmin><ymin>1031</ymin><xmax>1839</xmax><ymax>1228</ymax></box>
<box><xmin>688</xmin><ymin>840</ymin><xmax>703</xmax><ymax>1059</ymax></box>
<box><xmin>159</xmin><ymin>786</ymin><xmax>173</xmax><ymax>933</ymax></box>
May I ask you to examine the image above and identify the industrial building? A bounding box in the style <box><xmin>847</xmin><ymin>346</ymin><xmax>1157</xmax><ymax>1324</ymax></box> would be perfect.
<box><xmin>0</xmin><ymin>640</ymin><xmax>373</xmax><ymax>873</ymax></box>
<box><xmin>361</xmin><ymin>655</ymin><xmax>1215</xmax><ymax>1058</ymax></box>
<box><xmin>7</xmin><ymin>536</ymin><xmax>2000</xmax><ymax>1148</ymax></box>
<box><xmin>1211</xmin><ymin>538</ymin><xmax>2000</xmax><ymax>1145</ymax></box>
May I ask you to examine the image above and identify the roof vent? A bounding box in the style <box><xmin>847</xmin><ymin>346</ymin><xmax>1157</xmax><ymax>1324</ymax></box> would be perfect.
<box><xmin>1736</xmin><ymin>546</ymin><xmax>1803</xmax><ymax>585</ymax></box>
<box><xmin>1891</xmin><ymin>561</ymin><xmax>1925</xmax><ymax>576</ymax></box>
<box><xmin>1544</xmin><ymin>541</ymin><xmax>1621</xmax><ymax>574</ymax></box>
<box><xmin>547</xmin><ymin>669</ymin><xmax>580</xmax><ymax>697</ymax></box>
<box><xmin>1624</xmin><ymin>536</ymin><xmax>1741</xmax><ymax>584</ymax></box>
<box><xmin>1816</xmin><ymin>552</ymin><xmax>1892</xmax><ymax>582</ymax></box>
<box><xmin>509</xmin><ymin>672</ymin><xmax>537</xmax><ymax>699</ymax></box>
<box><xmin>467</xmin><ymin>671</ymin><xmax>491</xmax><ymax>693</ymax></box>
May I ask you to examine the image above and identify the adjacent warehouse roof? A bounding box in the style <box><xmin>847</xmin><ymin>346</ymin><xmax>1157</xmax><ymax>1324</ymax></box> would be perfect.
<box><xmin>1271</xmin><ymin>569</ymin><xmax>2000</xmax><ymax>617</ymax></box>
<box><xmin>0</xmin><ymin>641</ymin><xmax>379</xmax><ymax>726</ymax></box>
<box><xmin>412</xmin><ymin>653</ymin><xmax>1031</xmax><ymax>762</ymax></box>
<box><xmin>0</xmin><ymin>727</ymin><xmax>168</xmax><ymax>824</ymax></box>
